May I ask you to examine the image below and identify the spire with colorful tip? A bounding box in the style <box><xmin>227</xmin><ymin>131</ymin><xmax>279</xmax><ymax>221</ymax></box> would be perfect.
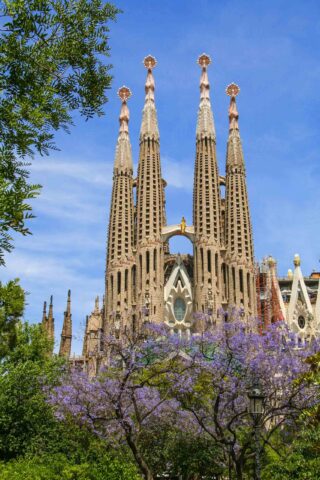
<box><xmin>224</xmin><ymin>83</ymin><xmax>256</xmax><ymax>316</ymax></box>
<box><xmin>105</xmin><ymin>84</ymin><xmax>136</xmax><ymax>333</ymax></box>
<box><xmin>226</xmin><ymin>83</ymin><xmax>240</xmax><ymax>131</ymax></box>
<box><xmin>196</xmin><ymin>53</ymin><xmax>215</xmax><ymax>139</ymax></box>
<box><xmin>114</xmin><ymin>86</ymin><xmax>133</xmax><ymax>171</ymax></box>
<box><xmin>193</xmin><ymin>53</ymin><xmax>222</xmax><ymax>317</ymax></box>
<box><xmin>140</xmin><ymin>55</ymin><xmax>159</xmax><ymax>141</ymax></box>
<box><xmin>135</xmin><ymin>54</ymin><xmax>165</xmax><ymax>325</ymax></box>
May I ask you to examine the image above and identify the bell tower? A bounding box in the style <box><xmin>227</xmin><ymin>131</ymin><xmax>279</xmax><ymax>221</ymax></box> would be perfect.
<box><xmin>105</xmin><ymin>87</ymin><xmax>136</xmax><ymax>334</ymax></box>
<box><xmin>193</xmin><ymin>54</ymin><xmax>222</xmax><ymax>320</ymax></box>
<box><xmin>135</xmin><ymin>55</ymin><xmax>166</xmax><ymax>325</ymax></box>
<box><xmin>224</xmin><ymin>84</ymin><xmax>256</xmax><ymax>317</ymax></box>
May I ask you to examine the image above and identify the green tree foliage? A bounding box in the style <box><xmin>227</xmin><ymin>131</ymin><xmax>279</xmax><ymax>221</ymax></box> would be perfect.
<box><xmin>0</xmin><ymin>452</ymin><xmax>141</xmax><ymax>480</ymax></box>
<box><xmin>0</xmin><ymin>323</ymin><xmax>62</xmax><ymax>459</ymax></box>
<box><xmin>0</xmin><ymin>0</ymin><xmax>120</xmax><ymax>262</ymax></box>
<box><xmin>0</xmin><ymin>321</ymin><xmax>141</xmax><ymax>477</ymax></box>
<box><xmin>0</xmin><ymin>278</ymin><xmax>24</xmax><ymax>358</ymax></box>
<box><xmin>262</xmin><ymin>426</ymin><xmax>320</xmax><ymax>480</ymax></box>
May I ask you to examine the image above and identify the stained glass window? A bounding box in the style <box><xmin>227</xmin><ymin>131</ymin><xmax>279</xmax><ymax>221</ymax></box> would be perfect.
<box><xmin>174</xmin><ymin>297</ymin><xmax>186</xmax><ymax>321</ymax></box>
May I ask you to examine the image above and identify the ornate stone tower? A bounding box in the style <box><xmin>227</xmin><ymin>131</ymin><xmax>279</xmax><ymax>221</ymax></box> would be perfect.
<box><xmin>224</xmin><ymin>84</ymin><xmax>256</xmax><ymax>317</ymax></box>
<box><xmin>135</xmin><ymin>55</ymin><xmax>166</xmax><ymax>325</ymax></box>
<box><xmin>59</xmin><ymin>289</ymin><xmax>72</xmax><ymax>358</ymax></box>
<box><xmin>193</xmin><ymin>54</ymin><xmax>222</xmax><ymax>318</ymax></box>
<box><xmin>105</xmin><ymin>87</ymin><xmax>136</xmax><ymax>334</ymax></box>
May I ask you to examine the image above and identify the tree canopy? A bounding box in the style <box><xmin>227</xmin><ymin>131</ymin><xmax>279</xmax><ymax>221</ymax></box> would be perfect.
<box><xmin>0</xmin><ymin>0</ymin><xmax>120</xmax><ymax>263</ymax></box>
<box><xmin>49</xmin><ymin>322</ymin><xmax>319</xmax><ymax>480</ymax></box>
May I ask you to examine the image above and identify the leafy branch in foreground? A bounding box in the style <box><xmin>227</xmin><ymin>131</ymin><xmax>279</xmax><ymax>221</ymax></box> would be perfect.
<box><xmin>0</xmin><ymin>0</ymin><xmax>120</xmax><ymax>262</ymax></box>
<box><xmin>0</xmin><ymin>148</ymin><xmax>41</xmax><ymax>264</ymax></box>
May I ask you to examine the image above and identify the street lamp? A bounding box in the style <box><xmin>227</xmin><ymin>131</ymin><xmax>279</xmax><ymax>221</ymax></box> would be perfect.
<box><xmin>248</xmin><ymin>382</ymin><xmax>265</xmax><ymax>480</ymax></box>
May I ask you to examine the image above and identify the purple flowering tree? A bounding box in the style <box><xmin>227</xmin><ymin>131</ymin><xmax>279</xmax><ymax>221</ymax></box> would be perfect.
<box><xmin>173</xmin><ymin>321</ymin><xmax>318</xmax><ymax>479</ymax></box>
<box><xmin>49</xmin><ymin>324</ymin><xmax>196</xmax><ymax>480</ymax></box>
<box><xmin>49</xmin><ymin>320</ymin><xmax>318</xmax><ymax>480</ymax></box>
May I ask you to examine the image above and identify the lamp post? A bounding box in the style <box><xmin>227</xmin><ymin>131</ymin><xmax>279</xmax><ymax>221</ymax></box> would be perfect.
<box><xmin>248</xmin><ymin>383</ymin><xmax>265</xmax><ymax>480</ymax></box>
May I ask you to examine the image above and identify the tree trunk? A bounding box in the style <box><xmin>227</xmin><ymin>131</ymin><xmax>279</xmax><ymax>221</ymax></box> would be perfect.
<box><xmin>125</xmin><ymin>432</ymin><xmax>154</xmax><ymax>480</ymax></box>
<box><xmin>235</xmin><ymin>461</ymin><xmax>243</xmax><ymax>480</ymax></box>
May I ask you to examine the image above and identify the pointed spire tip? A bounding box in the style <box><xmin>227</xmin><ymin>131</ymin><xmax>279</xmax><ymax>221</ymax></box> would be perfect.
<box><xmin>226</xmin><ymin>83</ymin><xmax>240</xmax><ymax>97</ymax></box>
<box><xmin>143</xmin><ymin>55</ymin><xmax>157</xmax><ymax>70</ymax></box>
<box><xmin>197</xmin><ymin>53</ymin><xmax>211</xmax><ymax>68</ymax></box>
<box><xmin>118</xmin><ymin>86</ymin><xmax>132</xmax><ymax>103</ymax></box>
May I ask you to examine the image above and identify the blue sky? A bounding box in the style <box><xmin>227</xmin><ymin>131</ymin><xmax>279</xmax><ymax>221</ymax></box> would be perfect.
<box><xmin>2</xmin><ymin>0</ymin><xmax>320</xmax><ymax>354</ymax></box>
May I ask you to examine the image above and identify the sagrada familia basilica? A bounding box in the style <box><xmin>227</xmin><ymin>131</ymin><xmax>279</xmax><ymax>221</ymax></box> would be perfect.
<box><xmin>41</xmin><ymin>54</ymin><xmax>320</xmax><ymax>371</ymax></box>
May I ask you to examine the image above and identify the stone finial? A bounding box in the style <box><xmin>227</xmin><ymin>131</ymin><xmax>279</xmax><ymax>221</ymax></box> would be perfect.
<box><xmin>114</xmin><ymin>86</ymin><xmax>133</xmax><ymax>171</ymax></box>
<box><xmin>294</xmin><ymin>253</ymin><xmax>301</xmax><ymax>267</ymax></box>
<box><xmin>118</xmin><ymin>86</ymin><xmax>132</xmax><ymax>135</ymax></box>
<box><xmin>143</xmin><ymin>55</ymin><xmax>156</xmax><ymax>102</ymax></box>
<box><xmin>288</xmin><ymin>269</ymin><xmax>293</xmax><ymax>280</ymax></box>
<box><xmin>140</xmin><ymin>55</ymin><xmax>159</xmax><ymax>140</ymax></box>
<box><xmin>196</xmin><ymin>53</ymin><xmax>215</xmax><ymax>139</ymax></box>
<box><xmin>267</xmin><ymin>256</ymin><xmax>276</xmax><ymax>268</ymax></box>
<box><xmin>226</xmin><ymin>83</ymin><xmax>240</xmax><ymax>130</ymax></box>
<box><xmin>198</xmin><ymin>53</ymin><xmax>211</xmax><ymax>101</ymax></box>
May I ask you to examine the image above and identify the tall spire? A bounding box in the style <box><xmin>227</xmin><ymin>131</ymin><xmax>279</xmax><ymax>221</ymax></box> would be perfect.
<box><xmin>136</xmin><ymin>55</ymin><xmax>165</xmax><ymax>325</ymax></box>
<box><xmin>196</xmin><ymin>53</ymin><xmax>215</xmax><ymax>140</ymax></box>
<box><xmin>82</xmin><ymin>315</ymin><xmax>89</xmax><ymax>357</ymax></box>
<box><xmin>224</xmin><ymin>84</ymin><xmax>256</xmax><ymax>316</ymax></box>
<box><xmin>193</xmin><ymin>54</ymin><xmax>222</xmax><ymax>318</ymax></box>
<box><xmin>140</xmin><ymin>55</ymin><xmax>159</xmax><ymax>141</ymax></box>
<box><xmin>105</xmin><ymin>86</ymin><xmax>136</xmax><ymax>334</ymax></box>
<box><xmin>59</xmin><ymin>290</ymin><xmax>72</xmax><ymax>358</ymax></box>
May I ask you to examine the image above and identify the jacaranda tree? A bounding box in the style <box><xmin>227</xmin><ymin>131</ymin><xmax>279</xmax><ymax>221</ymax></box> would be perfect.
<box><xmin>49</xmin><ymin>321</ymin><xmax>319</xmax><ymax>480</ymax></box>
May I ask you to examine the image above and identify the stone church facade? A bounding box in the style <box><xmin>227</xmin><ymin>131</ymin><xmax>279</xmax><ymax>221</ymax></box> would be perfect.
<box><xmin>42</xmin><ymin>54</ymin><xmax>320</xmax><ymax>369</ymax></box>
<box><xmin>103</xmin><ymin>53</ymin><xmax>256</xmax><ymax>340</ymax></box>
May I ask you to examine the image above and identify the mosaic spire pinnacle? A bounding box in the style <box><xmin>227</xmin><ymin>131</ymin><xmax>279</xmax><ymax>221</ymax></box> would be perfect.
<box><xmin>196</xmin><ymin>53</ymin><xmax>215</xmax><ymax>139</ymax></box>
<box><xmin>226</xmin><ymin>83</ymin><xmax>240</xmax><ymax>130</ymax></box>
<box><xmin>140</xmin><ymin>55</ymin><xmax>159</xmax><ymax>140</ymax></box>
<box><xmin>114</xmin><ymin>86</ymin><xmax>133</xmax><ymax>171</ymax></box>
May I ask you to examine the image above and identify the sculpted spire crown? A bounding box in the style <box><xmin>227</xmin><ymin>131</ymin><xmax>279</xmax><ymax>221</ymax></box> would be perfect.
<box><xmin>144</xmin><ymin>55</ymin><xmax>156</xmax><ymax>102</ymax></box>
<box><xmin>226</xmin><ymin>83</ymin><xmax>240</xmax><ymax>130</ymax></box>
<box><xmin>198</xmin><ymin>53</ymin><xmax>211</xmax><ymax>101</ymax></box>
<box><xmin>114</xmin><ymin>86</ymin><xmax>133</xmax><ymax>171</ymax></box>
<box><xmin>118</xmin><ymin>86</ymin><xmax>131</xmax><ymax>134</ymax></box>
<box><xmin>140</xmin><ymin>54</ymin><xmax>159</xmax><ymax>140</ymax></box>
<box><xmin>196</xmin><ymin>53</ymin><xmax>215</xmax><ymax>139</ymax></box>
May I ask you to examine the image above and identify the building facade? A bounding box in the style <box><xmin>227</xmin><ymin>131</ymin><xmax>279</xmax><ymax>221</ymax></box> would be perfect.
<box><xmin>41</xmin><ymin>54</ymin><xmax>319</xmax><ymax>367</ymax></box>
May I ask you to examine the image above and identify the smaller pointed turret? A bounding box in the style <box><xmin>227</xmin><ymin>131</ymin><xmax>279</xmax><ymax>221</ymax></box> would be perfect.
<box><xmin>59</xmin><ymin>290</ymin><xmax>72</xmax><ymax>358</ymax></box>
<box><xmin>47</xmin><ymin>295</ymin><xmax>54</xmax><ymax>342</ymax></box>
<box><xmin>82</xmin><ymin>315</ymin><xmax>89</xmax><ymax>357</ymax></box>
<box><xmin>41</xmin><ymin>301</ymin><xmax>47</xmax><ymax>327</ymax></box>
